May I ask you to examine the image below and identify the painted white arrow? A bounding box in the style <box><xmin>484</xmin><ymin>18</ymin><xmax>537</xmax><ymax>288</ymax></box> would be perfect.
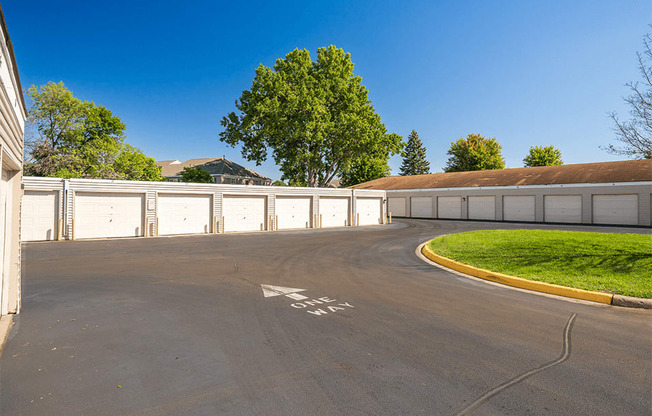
<box><xmin>261</xmin><ymin>284</ymin><xmax>308</xmax><ymax>300</ymax></box>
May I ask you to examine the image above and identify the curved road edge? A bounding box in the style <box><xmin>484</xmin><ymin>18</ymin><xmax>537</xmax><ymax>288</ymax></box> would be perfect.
<box><xmin>419</xmin><ymin>241</ymin><xmax>652</xmax><ymax>309</ymax></box>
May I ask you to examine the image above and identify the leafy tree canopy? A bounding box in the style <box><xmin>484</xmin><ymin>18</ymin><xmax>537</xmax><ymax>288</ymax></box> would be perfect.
<box><xmin>272</xmin><ymin>180</ymin><xmax>288</xmax><ymax>186</ymax></box>
<box><xmin>399</xmin><ymin>130</ymin><xmax>430</xmax><ymax>175</ymax></box>
<box><xmin>179</xmin><ymin>166</ymin><xmax>214</xmax><ymax>183</ymax></box>
<box><xmin>25</xmin><ymin>81</ymin><xmax>162</xmax><ymax>181</ymax></box>
<box><xmin>114</xmin><ymin>145</ymin><xmax>164</xmax><ymax>181</ymax></box>
<box><xmin>606</xmin><ymin>32</ymin><xmax>652</xmax><ymax>159</ymax></box>
<box><xmin>444</xmin><ymin>133</ymin><xmax>505</xmax><ymax>172</ymax></box>
<box><xmin>523</xmin><ymin>145</ymin><xmax>563</xmax><ymax>167</ymax></box>
<box><xmin>220</xmin><ymin>46</ymin><xmax>403</xmax><ymax>187</ymax></box>
<box><xmin>340</xmin><ymin>156</ymin><xmax>391</xmax><ymax>187</ymax></box>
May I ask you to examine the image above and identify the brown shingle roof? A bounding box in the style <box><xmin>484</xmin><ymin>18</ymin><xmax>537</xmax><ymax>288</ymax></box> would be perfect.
<box><xmin>156</xmin><ymin>157</ymin><xmax>270</xmax><ymax>180</ymax></box>
<box><xmin>351</xmin><ymin>160</ymin><xmax>652</xmax><ymax>190</ymax></box>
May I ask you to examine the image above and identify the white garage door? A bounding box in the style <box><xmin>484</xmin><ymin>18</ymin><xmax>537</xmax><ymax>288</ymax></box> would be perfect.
<box><xmin>22</xmin><ymin>191</ymin><xmax>58</xmax><ymax>241</ymax></box>
<box><xmin>356</xmin><ymin>197</ymin><xmax>382</xmax><ymax>225</ymax></box>
<box><xmin>468</xmin><ymin>196</ymin><xmax>495</xmax><ymax>220</ymax></box>
<box><xmin>388</xmin><ymin>197</ymin><xmax>406</xmax><ymax>217</ymax></box>
<box><xmin>223</xmin><ymin>196</ymin><xmax>266</xmax><ymax>232</ymax></box>
<box><xmin>411</xmin><ymin>197</ymin><xmax>433</xmax><ymax>218</ymax></box>
<box><xmin>503</xmin><ymin>195</ymin><xmax>535</xmax><ymax>222</ymax></box>
<box><xmin>592</xmin><ymin>194</ymin><xmax>638</xmax><ymax>225</ymax></box>
<box><xmin>438</xmin><ymin>196</ymin><xmax>462</xmax><ymax>219</ymax></box>
<box><xmin>320</xmin><ymin>197</ymin><xmax>349</xmax><ymax>228</ymax></box>
<box><xmin>74</xmin><ymin>192</ymin><xmax>144</xmax><ymax>239</ymax></box>
<box><xmin>158</xmin><ymin>194</ymin><xmax>212</xmax><ymax>235</ymax></box>
<box><xmin>276</xmin><ymin>197</ymin><xmax>311</xmax><ymax>229</ymax></box>
<box><xmin>544</xmin><ymin>195</ymin><xmax>582</xmax><ymax>223</ymax></box>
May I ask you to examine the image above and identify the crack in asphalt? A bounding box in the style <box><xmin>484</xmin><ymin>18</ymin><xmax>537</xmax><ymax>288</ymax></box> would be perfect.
<box><xmin>453</xmin><ymin>313</ymin><xmax>577</xmax><ymax>416</ymax></box>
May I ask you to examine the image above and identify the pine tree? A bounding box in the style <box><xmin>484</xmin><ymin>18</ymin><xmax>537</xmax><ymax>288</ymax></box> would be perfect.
<box><xmin>399</xmin><ymin>130</ymin><xmax>430</xmax><ymax>175</ymax></box>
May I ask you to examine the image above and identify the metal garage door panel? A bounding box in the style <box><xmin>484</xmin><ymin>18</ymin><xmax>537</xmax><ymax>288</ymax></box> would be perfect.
<box><xmin>223</xmin><ymin>196</ymin><xmax>266</xmax><ymax>232</ymax></box>
<box><xmin>592</xmin><ymin>194</ymin><xmax>638</xmax><ymax>225</ymax></box>
<box><xmin>356</xmin><ymin>198</ymin><xmax>382</xmax><ymax>225</ymax></box>
<box><xmin>544</xmin><ymin>195</ymin><xmax>582</xmax><ymax>223</ymax></box>
<box><xmin>276</xmin><ymin>197</ymin><xmax>311</xmax><ymax>229</ymax></box>
<box><xmin>388</xmin><ymin>197</ymin><xmax>406</xmax><ymax>217</ymax></box>
<box><xmin>158</xmin><ymin>194</ymin><xmax>212</xmax><ymax>235</ymax></box>
<box><xmin>74</xmin><ymin>193</ymin><xmax>144</xmax><ymax>239</ymax></box>
<box><xmin>438</xmin><ymin>196</ymin><xmax>462</xmax><ymax>219</ymax></box>
<box><xmin>22</xmin><ymin>191</ymin><xmax>58</xmax><ymax>241</ymax></box>
<box><xmin>320</xmin><ymin>197</ymin><xmax>349</xmax><ymax>228</ymax></box>
<box><xmin>468</xmin><ymin>196</ymin><xmax>495</xmax><ymax>220</ymax></box>
<box><xmin>503</xmin><ymin>195</ymin><xmax>535</xmax><ymax>222</ymax></box>
<box><xmin>411</xmin><ymin>197</ymin><xmax>433</xmax><ymax>218</ymax></box>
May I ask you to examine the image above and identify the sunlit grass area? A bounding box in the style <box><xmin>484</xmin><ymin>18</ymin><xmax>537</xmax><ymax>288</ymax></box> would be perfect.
<box><xmin>428</xmin><ymin>230</ymin><xmax>652</xmax><ymax>298</ymax></box>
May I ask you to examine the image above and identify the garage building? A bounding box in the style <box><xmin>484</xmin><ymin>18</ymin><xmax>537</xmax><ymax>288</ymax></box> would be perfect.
<box><xmin>21</xmin><ymin>178</ymin><xmax>387</xmax><ymax>241</ymax></box>
<box><xmin>0</xmin><ymin>9</ymin><xmax>26</xmax><ymax>316</ymax></box>
<box><xmin>353</xmin><ymin>160</ymin><xmax>652</xmax><ymax>227</ymax></box>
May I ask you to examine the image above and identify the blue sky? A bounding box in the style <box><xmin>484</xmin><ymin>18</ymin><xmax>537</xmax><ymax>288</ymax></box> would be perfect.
<box><xmin>4</xmin><ymin>0</ymin><xmax>651</xmax><ymax>180</ymax></box>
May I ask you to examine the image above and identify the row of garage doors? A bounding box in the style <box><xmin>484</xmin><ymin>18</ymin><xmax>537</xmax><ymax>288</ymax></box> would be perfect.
<box><xmin>389</xmin><ymin>194</ymin><xmax>640</xmax><ymax>225</ymax></box>
<box><xmin>21</xmin><ymin>192</ymin><xmax>384</xmax><ymax>241</ymax></box>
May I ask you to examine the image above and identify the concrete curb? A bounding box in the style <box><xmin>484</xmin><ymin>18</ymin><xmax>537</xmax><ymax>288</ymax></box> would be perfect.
<box><xmin>0</xmin><ymin>315</ymin><xmax>14</xmax><ymax>359</ymax></box>
<box><xmin>612</xmin><ymin>294</ymin><xmax>652</xmax><ymax>309</ymax></box>
<box><xmin>421</xmin><ymin>243</ymin><xmax>651</xmax><ymax>309</ymax></box>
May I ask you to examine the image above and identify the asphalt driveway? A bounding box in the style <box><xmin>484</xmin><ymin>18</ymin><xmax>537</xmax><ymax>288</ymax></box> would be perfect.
<box><xmin>2</xmin><ymin>219</ymin><xmax>650</xmax><ymax>415</ymax></box>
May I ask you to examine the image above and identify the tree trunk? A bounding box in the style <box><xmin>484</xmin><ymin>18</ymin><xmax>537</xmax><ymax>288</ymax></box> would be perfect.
<box><xmin>308</xmin><ymin>169</ymin><xmax>316</xmax><ymax>187</ymax></box>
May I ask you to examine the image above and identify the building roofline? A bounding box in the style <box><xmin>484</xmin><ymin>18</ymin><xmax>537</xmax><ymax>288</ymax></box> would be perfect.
<box><xmin>155</xmin><ymin>157</ymin><xmax>271</xmax><ymax>180</ymax></box>
<box><xmin>351</xmin><ymin>159</ymin><xmax>652</xmax><ymax>190</ymax></box>
<box><xmin>0</xmin><ymin>4</ymin><xmax>26</xmax><ymax>115</ymax></box>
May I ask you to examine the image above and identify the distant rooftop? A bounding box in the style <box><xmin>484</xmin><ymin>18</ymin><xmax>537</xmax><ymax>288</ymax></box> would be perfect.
<box><xmin>156</xmin><ymin>157</ymin><xmax>270</xmax><ymax>180</ymax></box>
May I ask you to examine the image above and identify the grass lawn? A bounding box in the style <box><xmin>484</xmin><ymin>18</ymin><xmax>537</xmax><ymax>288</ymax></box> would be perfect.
<box><xmin>428</xmin><ymin>230</ymin><xmax>652</xmax><ymax>298</ymax></box>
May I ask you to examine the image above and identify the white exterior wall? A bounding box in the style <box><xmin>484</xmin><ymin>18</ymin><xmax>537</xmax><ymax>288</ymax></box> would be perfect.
<box><xmin>22</xmin><ymin>177</ymin><xmax>386</xmax><ymax>240</ymax></box>
<box><xmin>388</xmin><ymin>181</ymin><xmax>652</xmax><ymax>227</ymax></box>
<box><xmin>1</xmin><ymin>20</ymin><xmax>26</xmax><ymax>315</ymax></box>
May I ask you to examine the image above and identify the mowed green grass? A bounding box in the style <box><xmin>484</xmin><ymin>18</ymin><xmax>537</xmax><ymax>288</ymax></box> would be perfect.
<box><xmin>428</xmin><ymin>230</ymin><xmax>652</xmax><ymax>298</ymax></box>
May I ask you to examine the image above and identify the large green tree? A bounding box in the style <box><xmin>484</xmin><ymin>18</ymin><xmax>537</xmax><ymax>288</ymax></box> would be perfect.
<box><xmin>399</xmin><ymin>130</ymin><xmax>430</xmax><ymax>175</ymax></box>
<box><xmin>220</xmin><ymin>46</ymin><xmax>403</xmax><ymax>187</ymax></box>
<box><xmin>24</xmin><ymin>81</ymin><xmax>162</xmax><ymax>181</ymax></box>
<box><xmin>114</xmin><ymin>145</ymin><xmax>164</xmax><ymax>181</ymax></box>
<box><xmin>605</xmin><ymin>32</ymin><xmax>652</xmax><ymax>159</ymax></box>
<box><xmin>523</xmin><ymin>145</ymin><xmax>563</xmax><ymax>167</ymax></box>
<box><xmin>340</xmin><ymin>156</ymin><xmax>391</xmax><ymax>187</ymax></box>
<box><xmin>444</xmin><ymin>133</ymin><xmax>505</xmax><ymax>172</ymax></box>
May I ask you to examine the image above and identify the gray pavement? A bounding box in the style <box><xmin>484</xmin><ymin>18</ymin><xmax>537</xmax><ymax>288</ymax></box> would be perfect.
<box><xmin>1</xmin><ymin>219</ymin><xmax>650</xmax><ymax>415</ymax></box>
